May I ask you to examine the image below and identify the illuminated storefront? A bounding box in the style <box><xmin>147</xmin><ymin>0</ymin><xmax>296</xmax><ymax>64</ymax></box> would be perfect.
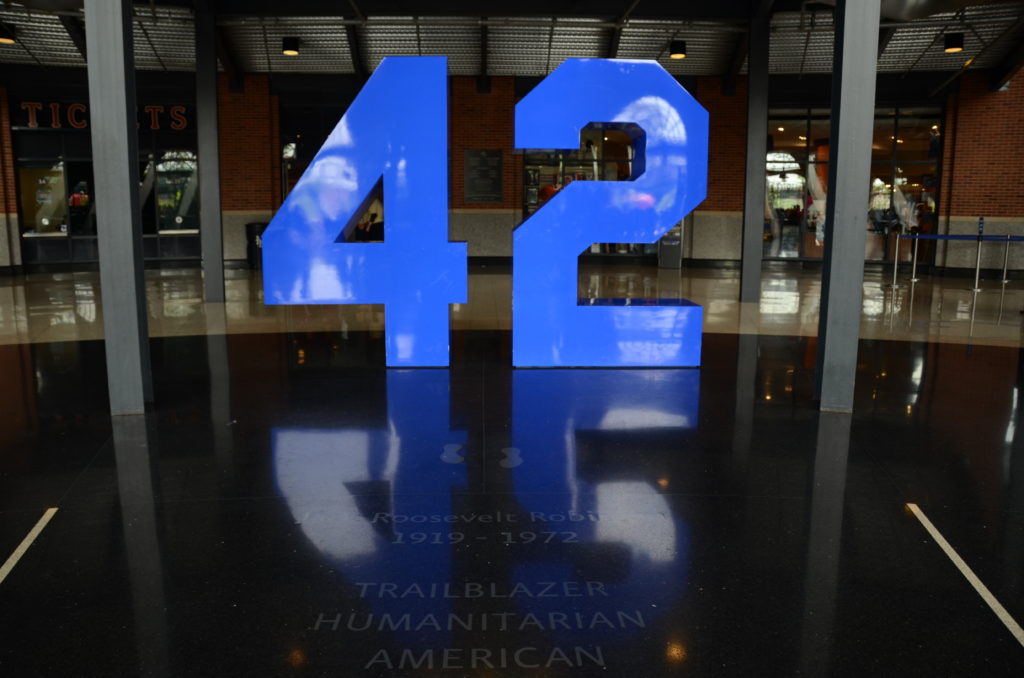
<box><xmin>8</xmin><ymin>74</ymin><xmax>198</xmax><ymax>266</ymax></box>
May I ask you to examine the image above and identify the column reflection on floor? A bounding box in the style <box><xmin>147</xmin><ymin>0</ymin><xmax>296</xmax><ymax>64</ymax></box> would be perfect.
<box><xmin>1002</xmin><ymin>354</ymin><xmax>1024</xmax><ymax>602</ymax></box>
<box><xmin>798</xmin><ymin>410</ymin><xmax>852</xmax><ymax>675</ymax></box>
<box><xmin>112</xmin><ymin>415</ymin><xmax>171</xmax><ymax>678</ymax></box>
<box><xmin>205</xmin><ymin>305</ymin><xmax>234</xmax><ymax>478</ymax></box>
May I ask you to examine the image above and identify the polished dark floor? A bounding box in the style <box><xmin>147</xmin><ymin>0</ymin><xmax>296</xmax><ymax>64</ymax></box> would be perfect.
<box><xmin>0</xmin><ymin>328</ymin><xmax>1022</xmax><ymax>676</ymax></box>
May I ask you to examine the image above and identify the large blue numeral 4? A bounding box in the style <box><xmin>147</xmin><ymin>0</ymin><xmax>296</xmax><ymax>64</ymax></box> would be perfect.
<box><xmin>514</xmin><ymin>59</ymin><xmax>708</xmax><ymax>367</ymax></box>
<box><xmin>262</xmin><ymin>57</ymin><xmax>467</xmax><ymax>367</ymax></box>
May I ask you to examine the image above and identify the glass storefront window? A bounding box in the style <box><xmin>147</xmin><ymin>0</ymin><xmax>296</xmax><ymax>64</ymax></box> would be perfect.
<box><xmin>869</xmin><ymin>164</ymin><xmax>893</xmax><ymax>214</ymax></box>
<box><xmin>139</xmin><ymin>159</ymin><xmax>158</xmax><ymax>235</ymax></box>
<box><xmin>764</xmin><ymin>153</ymin><xmax>807</xmax><ymax>259</ymax></box>
<box><xmin>18</xmin><ymin>163</ymin><xmax>68</xmax><ymax>236</ymax></box>
<box><xmin>766</xmin><ymin>106</ymin><xmax>942</xmax><ymax>263</ymax></box>
<box><xmin>895</xmin><ymin>113</ymin><xmax>941</xmax><ymax>162</ymax></box>
<box><xmin>808</xmin><ymin>110</ymin><xmax>830</xmax><ymax>158</ymax></box>
<box><xmin>65</xmin><ymin>161</ymin><xmax>95</xmax><ymax>236</ymax></box>
<box><xmin>11</xmin><ymin>100</ymin><xmax>199</xmax><ymax>265</ymax></box>
<box><xmin>156</xmin><ymin>150</ymin><xmax>199</xmax><ymax>232</ymax></box>
<box><xmin>872</xmin><ymin>113</ymin><xmax>895</xmax><ymax>161</ymax></box>
<box><xmin>770</xmin><ymin>120</ymin><xmax>808</xmax><ymax>160</ymax></box>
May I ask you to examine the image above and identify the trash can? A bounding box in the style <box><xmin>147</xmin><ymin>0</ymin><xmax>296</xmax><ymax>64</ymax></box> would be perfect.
<box><xmin>658</xmin><ymin>223</ymin><xmax>683</xmax><ymax>269</ymax></box>
<box><xmin>246</xmin><ymin>222</ymin><xmax>268</xmax><ymax>270</ymax></box>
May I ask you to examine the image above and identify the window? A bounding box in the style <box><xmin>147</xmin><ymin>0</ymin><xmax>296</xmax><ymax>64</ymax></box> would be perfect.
<box><xmin>18</xmin><ymin>162</ymin><xmax>68</xmax><ymax>237</ymax></box>
<box><xmin>765</xmin><ymin>107</ymin><xmax>941</xmax><ymax>263</ymax></box>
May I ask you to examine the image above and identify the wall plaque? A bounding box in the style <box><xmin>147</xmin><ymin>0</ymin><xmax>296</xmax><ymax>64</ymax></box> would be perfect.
<box><xmin>464</xmin><ymin>149</ymin><xmax>503</xmax><ymax>203</ymax></box>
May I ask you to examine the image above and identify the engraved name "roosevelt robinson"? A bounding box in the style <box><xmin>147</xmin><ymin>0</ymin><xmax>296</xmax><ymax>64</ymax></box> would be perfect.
<box><xmin>370</xmin><ymin>511</ymin><xmax>599</xmax><ymax>524</ymax></box>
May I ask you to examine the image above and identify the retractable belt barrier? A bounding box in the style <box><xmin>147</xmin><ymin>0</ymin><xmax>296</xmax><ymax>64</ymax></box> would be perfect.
<box><xmin>898</xmin><ymin>231</ymin><xmax>1024</xmax><ymax>289</ymax></box>
<box><xmin>902</xmin><ymin>234</ymin><xmax>1024</xmax><ymax>241</ymax></box>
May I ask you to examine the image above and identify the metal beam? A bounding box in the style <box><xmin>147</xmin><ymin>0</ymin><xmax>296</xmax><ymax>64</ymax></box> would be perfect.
<box><xmin>877</xmin><ymin>25</ymin><xmax>896</xmax><ymax>58</ymax></box>
<box><xmin>721</xmin><ymin>31</ymin><xmax>748</xmax><ymax>96</ymax></box>
<box><xmin>195</xmin><ymin>0</ymin><xmax>226</xmax><ymax>302</ymax></box>
<box><xmin>59</xmin><ymin>15</ymin><xmax>88</xmax><ymax>61</ymax></box>
<box><xmin>814</xmin><ymin>0</ymin><xmax>881</xmax><ymax>413</ymax></box>
<box><xmin>345</xmin><ymin>24</ymin><xmax>369</xmax><ymax>80</ymax></box>
<box><xmin>990</xmin><ymin>34</ymin><xmax>1024</xmax><ymax>91</ymax></box>
<box><xmin>929</xmin><ymin>15</ymin><xmax>1024</xmax><ymax>97</ymax></box>
<box><xmin>477</xmin><ymin>21</ymin><xmax>491</xmax><ymax>92</ymax></box>
<box><xmin>481</xmin><ymin>21</ymin><xmax>488</xmax><ymax>74</ymax></box>
<box><xmin>345</xmin><ymin>0</ymin><xmax>369</xmax><ymax>80</ymax></box>
<box><xmin>606</xmin><ymin>0</ymin><xmax>640</xmax><ymax>58</ymax></box>
<box><xmin>84</xmin><ymin>0</ymin><xmax>152</xmax><ymax>414</ymax></box>
<box><xmin>216</xmin><ymin>26</ymin><xmax>245</xmax><ymax>93</ymax></box>
<box><xmin>739</xmin><ymin>0</ymin><xmax>770</xmax><ymax>304</ymax></box>
<box><xmin>215</xmin><ymin>16</ymin><xmax>748</xmax><ymax>32</ymax></box>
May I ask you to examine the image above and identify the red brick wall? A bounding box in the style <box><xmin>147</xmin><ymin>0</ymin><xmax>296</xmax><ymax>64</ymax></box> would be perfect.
<box><xmin>217</xmin><ymin>75</ymin><xmax>281</xmax><ymax>211</ymax></box>
<box><xmin>694</xmin><ymin>76</ymin><xmax>748</xmax><ymax>212</ymax></box>
<box><xmin>0</xmin><ymin>88</ymin><xmax>15</xmax><ymax>215</ymax></box>
<box><xmin>943</xmin><ymin>70</ymin><xmax>1024</xmax><ymax>217</ymax></box>
<box><xmin>449</xmin><ymin>76</ymin><xmax>521</xmax><ymax>210</ymax></box>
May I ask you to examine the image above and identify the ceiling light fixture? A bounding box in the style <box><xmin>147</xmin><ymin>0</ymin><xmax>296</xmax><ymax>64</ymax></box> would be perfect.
<box><xmin>0</xmin><ymin>23</ymin><xmax>16</xmax><ymax>45</ymax></box>
<box><xmin>282</xmin><ymin>37</ymin><xmax>300</xmax><ymax>56</ymax></box>
<box><xmin>943</xmin><ymin>32</ymin><xmax>964</xmax><ymax>53</ymax></box>
<box><xmin>669</xmin><ymin>40</ymin><xmax>686</xmax><ymax>60</ymax></box>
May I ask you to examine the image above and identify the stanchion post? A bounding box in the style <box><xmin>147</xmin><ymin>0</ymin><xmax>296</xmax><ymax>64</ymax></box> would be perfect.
<box><xmin>910</xmin><ymin>234</ymin><xmax>920</xmax><ymax>283</ymax></box>
<box><xmin>1000</xmin><ymin>235</ymin><xmax>1010</xmax><ymax>284</ymax></box>
<box><xmin>886</xmin><ymin>231</ymin><xmax>902</xmax><ymax>289</ymax></box>
<box><xmin>971</xmin><ymin>217</ymin><xmax>984</xmax><ymax>292</ymax></box>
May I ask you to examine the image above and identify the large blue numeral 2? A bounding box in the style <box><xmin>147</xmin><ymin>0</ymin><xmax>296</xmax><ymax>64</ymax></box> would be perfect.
<box><xmin>514</xmin><ymin>59</ymin><xmax>708</xmax><ymax>367</ymax></box>
<box><xmin>262</xmin><ymin>57</ymin><xmax>467</xmax><ymax>367</ymax></box>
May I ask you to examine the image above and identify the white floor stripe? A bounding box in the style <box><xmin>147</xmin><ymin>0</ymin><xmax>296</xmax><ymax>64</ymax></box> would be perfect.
<box><xmin>906</xmin><ymin>503</ymin><xmax>1024</xmax><ymax>646</ymax></box>
<box><xmin>0</xmin><ymin>507</ymin><xmax>59</xmax><ymax>586</ymax></box>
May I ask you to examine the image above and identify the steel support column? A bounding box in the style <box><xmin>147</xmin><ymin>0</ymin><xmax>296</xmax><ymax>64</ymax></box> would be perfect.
<box><xmin>196</xmin><ymin>1</ymin><xmax>225</xmax><ymax>302</ymax></box>
<box><xmin>739</xmin><ymin>3</ymin><xmax>770</xmax><ymax>303</ymax></box>
<box><xmin>84</xmin><ymin>0</ymin><xmax>152</xmax><ymax>414</ymax></box>
<box><xmin>814</xmin><ymin>0</ymin><xmax>880</xmax><ymax>412</ymax></box>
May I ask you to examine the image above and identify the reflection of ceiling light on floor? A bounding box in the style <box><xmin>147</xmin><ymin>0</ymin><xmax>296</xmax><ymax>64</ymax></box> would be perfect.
<box><xmin>666</xmin><ymin>642</ymin><xmax>687</xmax><ymax>662</ymax></box>
<box><xmin>287</xmin><ymin>648</ymin><xmax>306</xmax><ymax>667</ymax></box>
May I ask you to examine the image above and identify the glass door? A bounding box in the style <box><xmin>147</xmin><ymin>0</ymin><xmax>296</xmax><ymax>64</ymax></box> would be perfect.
<box><xmin>18</xmin><ymin>162</ymin><xmax>68</xmax><ymax>236</ymax></box>
<box><xmin>155</xmin><ymin>150</ymin><xmax>199</xmax><ymax>232</ymax></box>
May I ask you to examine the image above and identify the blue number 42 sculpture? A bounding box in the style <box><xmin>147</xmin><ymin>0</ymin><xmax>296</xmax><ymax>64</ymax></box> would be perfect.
<box><xmin>262</xmin><ymin>56</ymin><xmax>708</xmax><ymax>368</ymax></box>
